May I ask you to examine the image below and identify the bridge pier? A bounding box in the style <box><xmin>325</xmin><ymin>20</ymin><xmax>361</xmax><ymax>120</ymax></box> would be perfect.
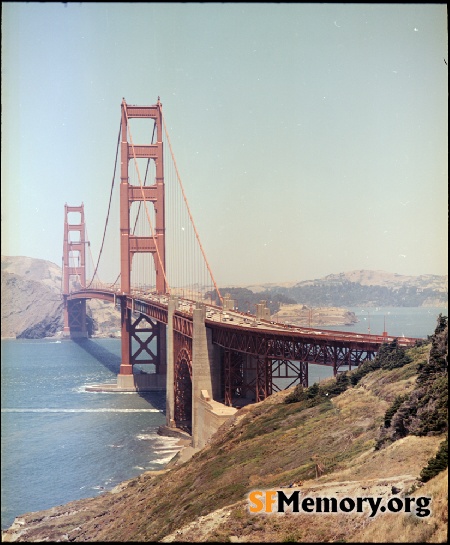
<box><xmin>117</xmin><ymin>296</ymin><xmax>167</xmax><ymax>391</ymax></box>
<box><xmin>63</xmin><ymin>298</ymin><xmax>88</xmax><ymax>339</ymax></box>
<box><xmin>166</xmin><ymin>296</ymin><xmax>176</xmax><ymax>427</ymax></box>
<box><xmin>118</xmin><ymin>297</ymin><xmax>133</xmax><ymax>381</ymax></box>
<box><xmin>191</xmin><ymin>304</ymin><xmax>236</xmax><ymax>449</ymax></box>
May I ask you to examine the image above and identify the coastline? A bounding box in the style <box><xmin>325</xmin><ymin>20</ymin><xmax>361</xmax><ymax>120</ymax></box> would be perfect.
<box><xmin>157</xmin><ymin>425</ymin><xmax>200</xmax><ymax>467</ymax></box>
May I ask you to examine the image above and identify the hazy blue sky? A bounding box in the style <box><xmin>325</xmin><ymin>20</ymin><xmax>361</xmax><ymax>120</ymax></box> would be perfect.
<box><xmin>2</xmin><ymin>3</ymin><xmax>448</xmax><ymax>286</ymax></box>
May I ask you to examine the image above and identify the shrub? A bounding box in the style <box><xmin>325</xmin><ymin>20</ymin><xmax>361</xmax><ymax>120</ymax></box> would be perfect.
<box><xmin>383</xmin><ymin>394</ymin><xmax>409</xmax><ymax>428</ymax></box>
<box><xmin>284</xmin><ymin>384</ymin><xmax>307</xmax><ymax>404</ymax></box>
<box><xmin>420</xmin><ymin>438</ymin><xmax>448</xmax><ymax>482</ymax></box>
<box><xmin>377</xmin><ymin>338</ymin><xmax>413</xmax><ymax>370</ymax></box>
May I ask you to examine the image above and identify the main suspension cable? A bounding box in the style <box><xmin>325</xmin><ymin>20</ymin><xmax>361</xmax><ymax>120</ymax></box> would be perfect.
<box><xmin>86</xmin><ymin>119</ymin><xmax>122</xmax><ymax>289</ymax></box>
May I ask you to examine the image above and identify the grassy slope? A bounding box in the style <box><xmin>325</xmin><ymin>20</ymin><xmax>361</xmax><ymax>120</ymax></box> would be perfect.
<box><xmin>2</xmin><ymin>344</ymin><xmax>447</xmax><ymax>543</ymax></box>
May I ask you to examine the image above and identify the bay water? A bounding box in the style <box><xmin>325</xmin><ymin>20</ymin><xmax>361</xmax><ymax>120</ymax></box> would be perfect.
<box><xmin>1</xmin><ymin>337</ymin><xmax>182</xmax><ymax>530</ymax></box>
<box><xmin>1</xmin><ymin>306</ymin><xmax>447</xmax><ymax>530</ymax></box>
<box><xmin>307</xmin><ymin>305</ymin><xmax>447</xmax><ymax>384</ymax></box>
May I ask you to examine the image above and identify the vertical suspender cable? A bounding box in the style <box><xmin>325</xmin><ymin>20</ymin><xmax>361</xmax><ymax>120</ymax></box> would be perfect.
<box><xmin>161</xmin><ymin>112</ymin><xmax>223</xmax><ymax>304</ymax></box>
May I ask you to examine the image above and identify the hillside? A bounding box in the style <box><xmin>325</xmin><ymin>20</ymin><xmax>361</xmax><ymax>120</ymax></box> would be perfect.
<box><xmin>1</xmin><ymin>255</ymin><xmax>120</xmax><ymax>339</ymax></box>
<box><xmin>242</xmin><ymin>269</ymin><xmax>448</xmax><ymax>308</ymax></box>
<box><xmin>2</xmin><ymin>319</ymin><xmax>447</xmax><ymax>542</ymax></box>
<box><xmin>1</xmin><ymin>255</ymin><xmax>65</xmax><ymax>338</ymax></box>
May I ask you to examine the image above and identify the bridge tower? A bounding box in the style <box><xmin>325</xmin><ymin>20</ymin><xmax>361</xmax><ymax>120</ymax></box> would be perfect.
<box><xmin>118</xmin><ymin>98</ymin><xmax>167</xmax><ymax>386</ymax></box>
<box><xmin>62</xmin><ymin>203</ymin><xmax>88</xmax><ymax>338</ymax></box>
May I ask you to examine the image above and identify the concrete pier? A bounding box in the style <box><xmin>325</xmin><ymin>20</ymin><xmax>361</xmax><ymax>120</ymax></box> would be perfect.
<box><xmin>191</xmin><ymin>304</ymin><xmax>237</xmax><ymax>448</ymax></box>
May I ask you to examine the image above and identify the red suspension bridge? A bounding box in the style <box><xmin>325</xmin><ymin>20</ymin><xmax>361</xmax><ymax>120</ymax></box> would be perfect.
<box><xmin>62</xmin><ymin>98</ymin><xmax>419</xmax><ymax>447</ymax></box>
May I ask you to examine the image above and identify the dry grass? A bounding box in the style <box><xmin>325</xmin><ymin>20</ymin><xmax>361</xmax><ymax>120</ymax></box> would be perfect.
<box><xmin>358</xmin><ymin>357</ymin><xmax>425</xmax><ymax>403</ymax></box>
<box><xmin>350</xmin><ymin>469</ymin><xmax>448</xmax><ymax>543</ymax></box>
<box><xmin>318</xmin><ymin>434</ymin><xmax>444</xmax><ymax>483</ymax></box>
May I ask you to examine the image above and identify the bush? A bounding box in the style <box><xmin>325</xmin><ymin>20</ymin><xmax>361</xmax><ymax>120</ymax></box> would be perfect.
<box><xmin>284</xmin><ymin>384</ymin><xmax>307</xmax><ymax>404</ymax></box>
<box><xmin>420</xmin><ymin>438</ymin><xmax>448</xmax><ymax>482</ymax></box>
<box><xmin>383</xmin><ymin>394</ymin><xmax>409</xmax><ymax>428</ymax></box>
<box><xmin>377</xmin><ymin>339</ymin><xmax>413</xmax><ymax>370</ymax></box>
<box><xmin>376</xmin><ymin>317</ymin><xmax>448</xmax><ymax>449</ymax></box>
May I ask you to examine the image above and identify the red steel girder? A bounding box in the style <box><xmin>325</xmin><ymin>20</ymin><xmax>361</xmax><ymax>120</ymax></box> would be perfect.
<box><xmin>271</xmin><ymin>359</ymin><xmax>308</xmax><ymax>390</ymax></box>
<box><xmin>174</xmin><ymin>345</ymin><xmax>193</xmax><ymax>433</ymax></box>
<box><xmin>255</xmin><ymin>356</ymin><xmax>272</xmax><ymax>402</ymax></box>
<box><xmin>130</xmin><ymin>314</ymin><xmax>159</xmax><ymax>367</ymax></box>
<box><xmin>125</xmin><ymin>105</ymin><xmax>161</xmax><ymax>119</ymax></box>
<box><xmin>211</xmin><ymin>327</ymin><xmax>377</xmax><ymax>370</ymax></box>
<box><xmin>173</xmin><ymin>314</ymin><xmax>193</xmax><ymax>337</ymax></box>
<box><xmin>127</xmin><ymin>143</ymin><xmax>160</xmax><ymax>159</ymax></box>
<box><xmin>129</xmin><ymin>236</ymin><xmax>159</xmax><ymax>254</ymax></box>
<box><xmin>174</xmin><ymin>331</ymin><xmax>193</xmax><ymax>364</ymax></box>
<box><xmin>131</xmin><ymin>298</ymin><xmax>168</xmax><ymax>324</ymax></box>
<box><xmin>223</xmin><ymin>350</ymin><xmax>245</xmax><ymax>406</ymax></box>
<box><xmin>128</xmin><ymin>185</ymin><xmax>157</xmax><ymax>202</ymax></box>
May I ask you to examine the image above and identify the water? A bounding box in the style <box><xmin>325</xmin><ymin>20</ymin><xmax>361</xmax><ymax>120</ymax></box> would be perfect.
<box><xmin>323</xmin><ymin>306</ymin><xmax>448</xmax><ymax>339</ymax></box>
<box><xmin>299</xmin><ymin>306</ymin><xmax>448</xmax><ymax>387</ymax></box>
<box><xmin>1</xmin><ymin>338</ymin><xmax>183</xmax><ymax>530</ymax></box>
<box><xmin>1</xmin><ymin>306</ymin><xmax>447</xmax><ymax>530</ymax></box>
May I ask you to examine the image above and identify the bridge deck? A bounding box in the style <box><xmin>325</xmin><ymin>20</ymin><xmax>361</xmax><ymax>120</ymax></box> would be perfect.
<box><xmin>67</xmin><ymin>288</ymin><xmax>419</xmax><ymax>348</ymax></box>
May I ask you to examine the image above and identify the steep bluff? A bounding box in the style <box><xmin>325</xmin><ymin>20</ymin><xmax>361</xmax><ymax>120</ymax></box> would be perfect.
<box><xmin>1</xmin><ymin>256</ymin><xmax>64</xmax><ymax>338</ymax></box>
<box><xmin>1</xmin><ymin>255</ymin><xmax>120</xmax><ymax>339</ymax></box>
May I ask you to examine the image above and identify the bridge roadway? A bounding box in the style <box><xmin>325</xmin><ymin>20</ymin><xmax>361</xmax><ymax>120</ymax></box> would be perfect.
<box><xmin>68</xmin><ymin>287</ymin><xmax>418</xmax><ymax>350</ymax></box>
<box><xmin>68</xmin><ymin>287</ymin><xmax>419</xmax><ymax>447</ymax></box>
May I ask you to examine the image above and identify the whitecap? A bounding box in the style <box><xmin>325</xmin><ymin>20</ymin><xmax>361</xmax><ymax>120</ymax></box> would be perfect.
<box><xmin>151</xmin><ymin>454</ymin><xmax>179</xmax><ymax>465</ymax></box>
<box><xmin>135</xmin><ymin>433</ymin><xmax>159</xmax><ymax>441</ymax></box>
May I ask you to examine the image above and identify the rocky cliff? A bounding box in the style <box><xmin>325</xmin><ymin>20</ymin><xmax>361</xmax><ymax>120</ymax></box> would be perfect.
<box><xmin>1</xmin><ymin>255</ymin><xmax>120</xmax><ymax>339</ymax></box>
<box><xmin>1</xmin><ymin>256</ymin><xmax>64</xmax><ymax>338</ymax></box>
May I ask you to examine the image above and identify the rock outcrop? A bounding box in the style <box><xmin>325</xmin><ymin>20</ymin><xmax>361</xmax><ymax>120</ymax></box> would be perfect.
<box><xmin>1</xmin><ymin>256</ymin><xmax>64</xmax><ymax>338</ymax></box>
<box><xmin>1</xmin><ymin>255</ymin><xmax>120</xmax><ymax>339</ymax></box>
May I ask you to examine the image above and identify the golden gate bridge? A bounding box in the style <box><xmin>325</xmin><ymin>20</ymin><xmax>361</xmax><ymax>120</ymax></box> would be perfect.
<box><xmin>61</xmin><ymin>98</ymin><xmax>418</xmax><ymax>447</ymax></box>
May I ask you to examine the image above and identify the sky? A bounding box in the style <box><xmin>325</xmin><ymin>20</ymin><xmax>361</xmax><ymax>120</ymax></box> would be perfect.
<box><xmin>1</xmin><ymin>3</ymin><xmax>448</xmax><ymax>287</ymax></box>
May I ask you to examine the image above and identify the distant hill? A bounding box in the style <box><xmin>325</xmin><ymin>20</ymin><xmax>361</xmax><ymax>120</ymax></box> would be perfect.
<box><xmin>1</xmin><ymin>256</ymin><xmax>120</xmax><ymax>339</ymax></box>
<box><xmin>1</xmin><ymin>255</ymin><xmax>64</xmax><ymax>338</ymax></box>
<box><xmin>237</xmin><ymin>270</ymin><xmax>448</xmax><ymax>308</ymax></box>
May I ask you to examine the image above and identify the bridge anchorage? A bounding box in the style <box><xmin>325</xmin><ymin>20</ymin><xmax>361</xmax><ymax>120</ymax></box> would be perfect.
<box><xmin>62</xmin><ymin>98</ymin><xmax>419</xmax><ymax>448</ymax></box>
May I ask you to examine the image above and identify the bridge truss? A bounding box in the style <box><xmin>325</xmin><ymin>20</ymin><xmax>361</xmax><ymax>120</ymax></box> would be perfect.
<box><xmin>213</xmin><ymin>326</ymin><xmax>376</xmax><ymax>405</ymax></box>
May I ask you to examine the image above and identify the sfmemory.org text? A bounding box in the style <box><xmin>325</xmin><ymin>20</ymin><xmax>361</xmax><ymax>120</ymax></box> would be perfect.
<box><xmin>248</xmin><ymin>490</ymin><xmax>432</xmax><ymax>518</ymax></box>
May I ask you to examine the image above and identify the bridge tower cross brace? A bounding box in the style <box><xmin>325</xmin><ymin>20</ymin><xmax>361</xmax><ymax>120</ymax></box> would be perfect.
<box><xmin>62</xmin><ymin>203</ymin><xmax>87</xmax><ymax>337</ymax></box>
<box><xmin>118</xmin><ymin>98</ymin><xmax>167</xmax><ymax>377</ymax></box>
